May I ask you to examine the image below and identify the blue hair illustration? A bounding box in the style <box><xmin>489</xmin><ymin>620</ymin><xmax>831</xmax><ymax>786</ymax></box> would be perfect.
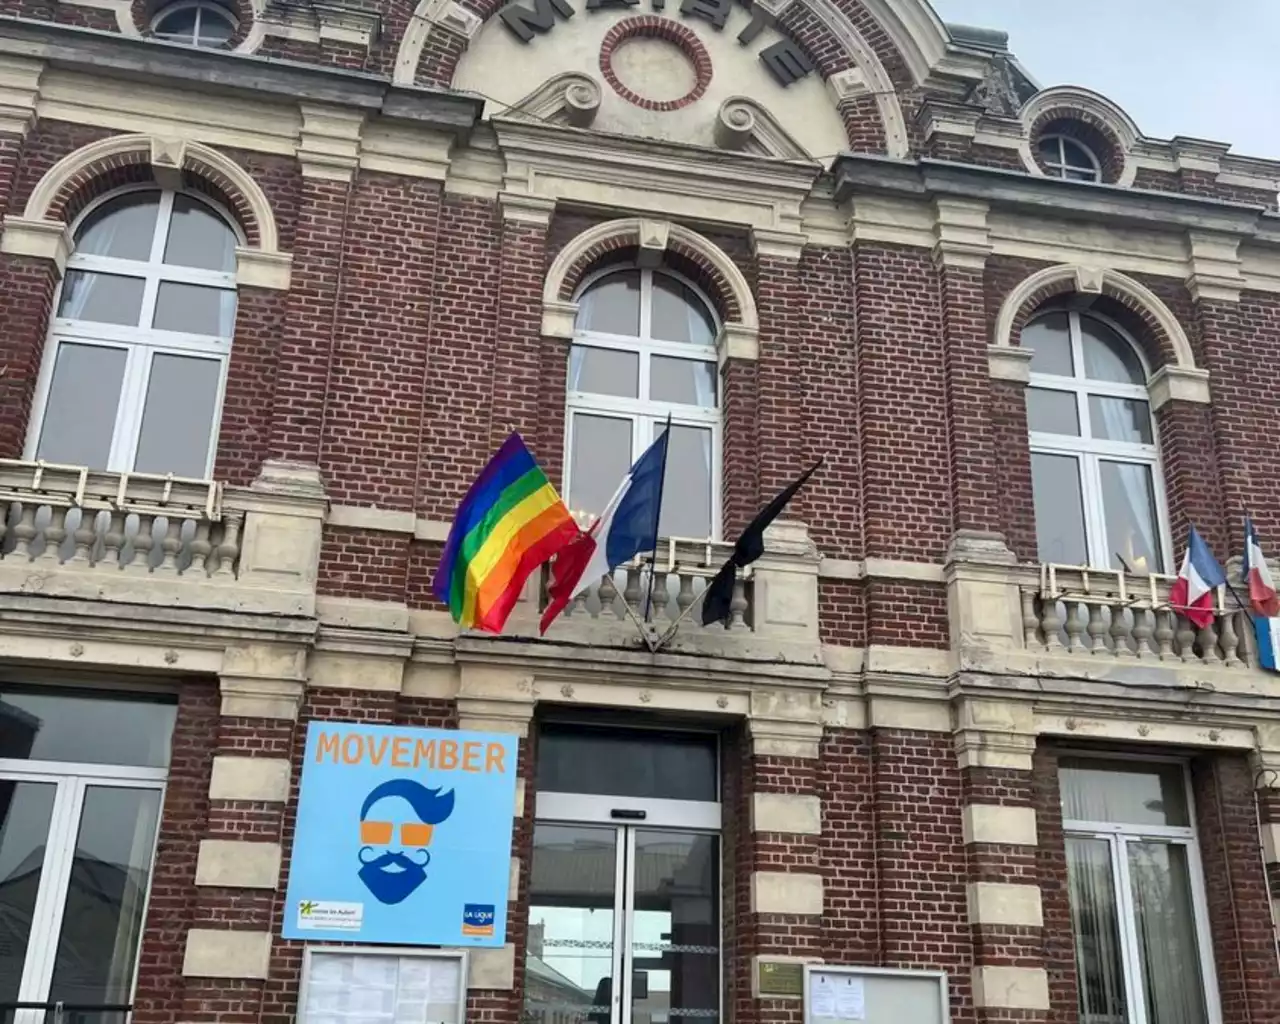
<box><xmin>360</xmin><ymin>779</ymin><xmax>456</xmax><ymax>824</ymax></box>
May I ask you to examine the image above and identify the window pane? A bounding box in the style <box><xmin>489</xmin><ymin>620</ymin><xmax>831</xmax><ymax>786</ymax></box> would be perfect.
<box><xmin>36</xmin><ymin>343</ymin><xmax>127</xmax><ymax>469</ymax></box>
<box><xmin>153</xmin><ymin>281</ymin><xmax>237</xmax><ymax>335</ymax></box>
<box><xmin>524</xmin><ymin>823</ymin><xmax>617</xmax><ymax>1024</ymax></box>
<box><xmin>1066</xmin><ymin>838</ymin><xmax>1129</xmax><ymax>1024</ymax></box>
<box><xmin>1026</xmin><ymin>387</ymin><xmax>1080</xmax><ymax>435</ymax></box>
<box><xmin>195</xmin><ymin>6</ymin><xmax>234</xmax><ymax>44</ymax></box>
<box><xmin>568</xmin><ymin>345</ymin><xmax>638</xmax><ymax>398</ymax></box>
<box><xmin>568</xmin><ymin>413</ymin><xmax>632</xmax><ymax>520</ymax></box>
<box><xmin>577</xmin><ymin>270</ymin><xmax>640</xmax><ymax>337</ymax></box>
<box><xmin>1081</xmin><ymin>317</ymin><xmax>1145</xmax><ymax>384</ymax></box>
<box><xmin>1059</xmin><ymin>758</ymin><xmax>1190</xmax><ymax>827</ymax></box>
<box><xmin>154</xmin><ymin>5</ymin><xmax>198</xmax><ymax>38</ymax></box>
<box><xmin>58</xmin><ymin>270</ymin><xmax>145</xmax><ymax>326</ymax></box>
<box><xmin>0</xmin><ymin>690</ymin><xmax>176</xmax><ymax>767</ymax></box>
<box><xmin>1037</xmin><ymin>136</ymin><xmax>1062</xmax><ymax>164</ymax></box>
<box><xmin>630</xmin><ymin>831</ymin><xmax>720</xmax><ymax>1024</ymax></box>
<box><xmin>651</xmin><ymin>355</ymin><xmax>717</xmax><ymax>407</ymax></box>
<box><xmin>133</xmin><ymin>354</ymin><xmax>221</xmax><ymax>478</ymax></box>
<box><xmin>1022</xmin><ymin>312</ymin><xmax>1073</xmax><ymax>376</ymax></box>
<box><xmin>1127</xmin><ymin>842</ymin><xmax>1209</xmax><ymax>1024</ymax></box>
<box><xmin>1031</xmin><ymin>452</ymin><xmax>1087</xmax><ymax>565</ymax></box>
<box><xmin>0</xmin><ymin>782</ymin><xmax>56</xmax><ymax>1007</ymax></box>
<box><xmin>1090</xmin><ymin>396</ymin><xmax>1153</xmax><ymax>444</ymax></box>
<box><xmin>1062</xmin><ymin>138</ymin><xmax>1098</xmax><ymax>171</ymax></box>
<box><xmin>651</xmin><ymin>273</ymin><xmax>716</xmax><ymax>346</ymax></box>
<box><xmin>75</xmin><ymin>193</ymin><xmax>160</xmax><ymax>261</ymax></box>
<box><xmin>164</xmin><ymin>194</ymin><xmax>237</xmax><ymax>271</ymax></box>
<box><xmin>48</xmin><ymin>787</ymin><xmax>163</xmax><ymax>1008</ymax></box>
<box><xmin>1100</xmin><ymin>461</ymin><xmax>1161</xmax><ymax>574</ymax></box>
<box><xmin>659</xmin><ymin>424</ymin><xmax>713</xmax><ymax>539</ymax></box>
<box><xmin>1066</xmin><ymin>168</ymin><xmax>1099</xmax><ymax>183</ymax></box>
<box><xmin>537</xmin><ymin>722</ymin><xmax>717</xmax><ymax>801</ymax></box>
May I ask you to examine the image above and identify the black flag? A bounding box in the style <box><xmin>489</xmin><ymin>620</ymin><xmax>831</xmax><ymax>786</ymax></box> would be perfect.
<box><xmin>701</xmin><ymin>459</ymin><xmax>824</xmax><ymax>626</ymax></box>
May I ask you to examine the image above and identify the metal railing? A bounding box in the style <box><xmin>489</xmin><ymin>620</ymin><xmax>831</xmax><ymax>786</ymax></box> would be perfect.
<box><xmin>0</xmin><ymin>1003</ymin><xmax>131</xmax><ymax>1024</ymax></box>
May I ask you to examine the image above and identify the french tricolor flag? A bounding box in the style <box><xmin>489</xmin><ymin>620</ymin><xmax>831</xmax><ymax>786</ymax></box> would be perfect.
<box><xmin>1168</xmin><ymin>526</ymin><xmax>1226</xmax><ymax>629</ymax></box>
<box><xmin>1243</xmin><ymin>517</ymin><xmax>1280</xmax><ymax>618</ymax></box>
<box><xmin>539</xmin><ymin>426</ymin><xmax>671</xmax><ymax>634</ymax></box>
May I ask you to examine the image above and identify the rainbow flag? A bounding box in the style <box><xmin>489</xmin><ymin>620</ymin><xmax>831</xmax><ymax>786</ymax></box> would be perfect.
<box><xmin>432</xmin><ymin>433</ymin><xmax>580</xmax><ymax>633</ymax></box>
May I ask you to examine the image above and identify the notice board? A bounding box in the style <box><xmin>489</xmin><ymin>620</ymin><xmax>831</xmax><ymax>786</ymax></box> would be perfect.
<box><xmin>804</xmin><ymin>965</ymin><xmax>948</xmax><ymax>1024</ymax></box>
<box><xmin>297</xmin><ymin>946</ymin><xmax>468</xmax><ymax>1024</ymax></box>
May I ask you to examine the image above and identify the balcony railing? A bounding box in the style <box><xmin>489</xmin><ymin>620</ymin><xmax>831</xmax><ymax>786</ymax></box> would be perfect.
<box><xmin>1019</xmin><ymin>563</ymin><xmax>1253</xmax><ymax>668</ymax></box>
<box><xmin>0</xmin><ymin>458</ymin><xmax>325</xmax><ymax>617</ymax></box>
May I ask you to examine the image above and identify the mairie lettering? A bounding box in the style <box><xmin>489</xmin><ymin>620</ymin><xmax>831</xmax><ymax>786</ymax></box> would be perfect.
<box><xmin>315</xmin><ymin>731</ymin><xmax>507</xmax><ymax>773</ymax></box>
<box><xmin>497</xmin><ymin>0</ymin><xmax>814</xmax><ymax>86</ymax></box>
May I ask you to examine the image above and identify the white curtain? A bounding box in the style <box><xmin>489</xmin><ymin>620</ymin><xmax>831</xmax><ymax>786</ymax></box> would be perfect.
<box><xmin>1096</xmin><ymin>398</ymin><xmax>1156</xmax><ymax>571</ymax></box>
<box><xmin>1067</xmin><ymin>837</ymin><xmax>1128</xmax><ymax>1024</ymax></box>
<box><xmin>1127</xmin><ymin>843</ymin><xmax>1208</xmax><ymax>1024</ymax></box>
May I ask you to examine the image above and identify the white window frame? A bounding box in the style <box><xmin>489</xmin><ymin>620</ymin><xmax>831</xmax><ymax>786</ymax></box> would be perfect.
<box><xmin>0</xmin><ymin>756</ymin><xmax>168</xmax><ymax>1024</ymax></box>
<box><xmin>150</xmin><ymin>0</ymin><xmax>239</xmax><ymax>47</ymax></box>
<box><xmin>564</xmin><ymin>265</ymin><xmax>723</xmax><ymax>541</ymax></box>
<box><xmin>24</xmin><ymin>186</ymin><xmax>241</xmax><ymax>479</ymax></box>
<box><xmin>1039</xmin><ymin>133</ymin><xmax>1103</xmax><ymax>183</ymax></box>
<box><xmin>1027</xmin><ymin>307</ymin><xmax>1173</xmax><ymax>573</ymax></box>
<box><xmin>1060</xmin><ymin>753</ymin><xmax>1223</xmax><ymax>1024</ymax></box>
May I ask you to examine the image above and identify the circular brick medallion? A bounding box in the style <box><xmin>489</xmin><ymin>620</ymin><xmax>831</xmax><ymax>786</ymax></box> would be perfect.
<box><xmin>599</xmin><ymin>16</ymin><xmax>713</xmax><ymax>112</ymax></box>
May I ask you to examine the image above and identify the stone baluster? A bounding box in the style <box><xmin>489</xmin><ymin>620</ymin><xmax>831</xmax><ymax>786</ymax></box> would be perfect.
<box><xmin>623</xmin><ymin>565</ymin><xmax>642</xmax><ymax>611</ymax></box>
<box><xmin>69</xmin><ymin>508</ymin><xmax>96</xmax><ymax>566</ymax></box>
<box><xmin>10</xmin><ymin>505</ymin><xmax>38</xmax><ymax>561</ymax></box>
<box><xmin>598</xmin><ymin>572</ymin><xmax>618</xmax><ymax>619</ymax></box>
<box><xmin>1198</xmin><ymin>618</ymin><xmax>1221</xmax><ymax>665</ymax></box>
<box><xmin>1087</xmin><ymin>602</ymin><xmax>1108</xmax><ymax>654</ymax></box>
<box><xmin>1021</xmin><ymin>589</ymin><xmax>1041</xmax><ymax>650</ymax></box>
<box><xmin>126</xmin><ymin>514</ymin><xmax>155</xmax><ymax>576</ymax></box>
<box><xmin>1220</xmin><ymin>610</ymin><xmax>1241</xmax><ymax>667</ymax></box>
<box><xmin>567</xmin><ymin>588</ymin><xmax>587</xmax><ymax>618</ymax></box>
<box><xmin>155</xmin><ymin>517</ymin><xmax>184</xmax><ymax>575</ymax></box>
<box><xmin>1109</xmin><ymin>606</ymin><xmax>1133</xmax><ymax>657</ymax></box>
<box><xmin>1041</xmin><ymin>597</ymin><xmax>1064</xmax><ymax>653</ymax></box>
<box><xmin>100</xmin><ymin>511</ymin><xmax>126</xmax><ymax>570</ymax></box>
<box><xmin>728</xmin><ymin>575</ymin><xmax>749</xmax><ymax>630</ymax></box>
<box><xmin>650</xmin><ymin>568</ymin><xmax>669</xmax><ymax>623</ymax></box>
<box><xmin>1065</xmin><ymin>601</ymin><xmax>1087</xmax><ymax>653</ymax></box>
<box><xmin>676</xmin><ymin>573</ymin><xmax>695</xmax><ymax>621</ymax></box>
<box><xmin>1176</xmin><ymin>614</ymin><xmax>1197</xmax><ymax>662</ymax></box>
<box><xmin>189</xmin><ymin>520</ymin><xmax>213</xmax><ymax>576</ymax></box>
<box><xmin>1132</xmin><ymin>608</ymin><xmax>1156</xmax><ymax>658</ymax></box>
<box><xmin>34</xmin><ymin>506</ymin><xmax>66</xmax><ymax>566</ymax></box>
<box><xmin>1156</xmin><ymin>609</ymin><xmax>1176</xmax><ymax>659</ymax></box>
<box><xmin>213</xmin><ymin>510</ymin><xmax>243</xmax><ymax>578</ymax></box>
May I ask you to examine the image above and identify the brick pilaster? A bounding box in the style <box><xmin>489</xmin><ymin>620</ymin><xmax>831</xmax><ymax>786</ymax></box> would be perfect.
<box><xmin>754</xmin><ymin>253</ymin><xmax>804</xmax><ymax>502</ymax></box>
<box><xmin>955</xmin><ymin>702</ymin><xmax>1047</xmax><ymax>1023</ymax></box>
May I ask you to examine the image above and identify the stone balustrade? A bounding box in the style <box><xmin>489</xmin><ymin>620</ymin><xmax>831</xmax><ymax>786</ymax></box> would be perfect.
<box><xmin>1020</xmin><ymin>563</ymin><xmax>1252</xmax><ymax>667</ymax></box>
<box><xmin>0</xmin><ymin>459</ymin><xmax>326</xmax><ymax>617</ymax></box>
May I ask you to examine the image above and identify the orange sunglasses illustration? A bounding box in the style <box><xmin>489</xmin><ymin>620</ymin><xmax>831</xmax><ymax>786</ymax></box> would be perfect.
<box><xmin>356</xmin><ymin>779</ymin><xmax>456</xmax><ymax>906</ymax></box>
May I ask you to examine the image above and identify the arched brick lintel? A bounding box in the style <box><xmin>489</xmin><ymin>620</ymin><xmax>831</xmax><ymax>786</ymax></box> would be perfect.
<box><xmin>993</xmin><ymin>263</ymin><xmax>1197</xmax><ymax>373</ymax></box>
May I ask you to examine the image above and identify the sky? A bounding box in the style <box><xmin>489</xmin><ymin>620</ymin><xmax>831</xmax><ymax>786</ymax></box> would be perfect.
<box><xmin>929</xmin><ymin>1</ymin><xmax>1280</xmax><ymax>160</ymax></box>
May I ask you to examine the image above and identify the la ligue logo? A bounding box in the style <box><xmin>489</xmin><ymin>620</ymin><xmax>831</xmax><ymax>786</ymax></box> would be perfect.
<box><xmin>355</xmin><ymin>779</ymin><xmax>457</xmax><ymax>905</ymax></box>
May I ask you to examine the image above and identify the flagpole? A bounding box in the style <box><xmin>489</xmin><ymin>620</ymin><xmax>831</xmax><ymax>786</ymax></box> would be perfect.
<box><xmin>642</xmin><ymin>413</ymin><xmax>673</xmax><ymax>624</ymax></box>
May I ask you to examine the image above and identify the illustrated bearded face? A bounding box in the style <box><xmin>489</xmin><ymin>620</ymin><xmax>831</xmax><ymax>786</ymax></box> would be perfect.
<box><xmin>357</xmin><ymin>780</ymin><xmax>456</xmax><ymax>906</ymax></box>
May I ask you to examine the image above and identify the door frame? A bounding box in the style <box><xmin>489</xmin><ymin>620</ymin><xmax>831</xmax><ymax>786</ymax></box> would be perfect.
<box><xmin>0</xmin><ymin>757</ymin><xmax>167</xmax><ymax>1024</ymax></box>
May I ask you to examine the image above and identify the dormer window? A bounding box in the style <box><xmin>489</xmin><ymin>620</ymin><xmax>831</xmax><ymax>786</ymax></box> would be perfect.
<box><xmin>1037</xmin><ymin>134</ymin><xmax>1102</xmax><ymax>183</ymax></box>
<box><xmin>151</xmin><ymin>0</ymin><xmax>237</xmax><ymax>48</ymax></box>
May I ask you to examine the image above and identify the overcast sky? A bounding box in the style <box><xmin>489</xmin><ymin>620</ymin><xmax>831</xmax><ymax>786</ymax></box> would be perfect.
<box><xmin>929</xmin><ymin>0</ymin><xmax>1280</xmax><ymax>160</ymax></box>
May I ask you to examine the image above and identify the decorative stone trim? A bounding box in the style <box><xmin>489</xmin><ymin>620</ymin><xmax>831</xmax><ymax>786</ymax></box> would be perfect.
<box><xmin>0</xmin><ymin>55</ymin><xmax>43</xmax><ymax>136</ymax></box>
<box><xmin>468</xmin><ymin>943</ymin><xmax>516</xmax><ymax>990</ymax></box>
<box><xmin>599</xmin><ymin>17</ymin><xmax>712</xmax><ymax>113</ymax></box>
<box><xmin>991</xmin><ymin>262</ymin><xmax>1199</xmax><ymax>373</ymax></box>
<box><xmin>966</xmin><ymin>882</ymin><xmax>1044</xmax><ymax>927</ymax></box>
<box><xmin>0</xmin><ymin>216</ymin><xmax>71</xmax><ymax>272</ymax></box>
<box><xmin>209</xmin><ymin>755</ymin><xmax>292</xmax><ymax>802</ymax></box>
<box><xmin>195</xmin><ymin>839</ymin><xmax>282</xmax><ymax>889</ymax></box>
<box><xmin>750</xmin><ymin>871</ymin><xmax>823</xmax><ymax>915</ymax></box>
<box><xmin>182</xmin><ymin>929</ymin><xmax>273</xmax><ymax>980</ymax></box>
<box><xmin>1186</xmin><ymin>230</ymin><xmax>1244</xmax><ymax>303</ymax></box>
<box><xmin>987</xmin><ymin>344</ymin><xmax>1034</xmax><ymax>384</ymax></box>
<box><xmin>961</xmin><ymin>804</ymin><xmax>1038</xmax><ymax>847</ymax></box>
<box><xmin>751</xmin><ymin>793</ymin><xmax>822</xmax><ymax>835</ymax></box>
<box><xmin>298</xmin><ymin>104</ymin><xmax>365</xmax><ymax>181</ymax></box>
<box><xmin>932</xmin><ymin>197</ymin><xmax>990</xmax><ymax>269</ymax></box>
<box><xmin>971</xmin><ymin>965</ymin><xmax>1050</xmax><ymax>1011</ymax></box>
<box><xmin>1148</xmin><ymin>365</ymin><xmax>1211</xmax><ymax>409</ymax></box>
<box><xmin>235</xmin><ymin>248</ymin><xmax>293</xmax><ymax>291</ymax></box>
<box><xmin>1018</xmin><ymin>85</ymin><xmax>1140</xmax><ymax>187</ymax></box>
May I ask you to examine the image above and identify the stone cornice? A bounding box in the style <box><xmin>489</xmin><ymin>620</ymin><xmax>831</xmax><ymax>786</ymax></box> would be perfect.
<box><xmin>832</xmin><ymin>153</ymin><xmax>1268</xmax><ymax>239</ymax></box>
<box><xmin>0</xmin><ymin>16</ymin><xmax>483</xmax><ymax>130</ymax></box>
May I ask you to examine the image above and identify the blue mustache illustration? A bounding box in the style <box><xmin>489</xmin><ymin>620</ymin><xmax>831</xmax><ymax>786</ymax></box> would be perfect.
<box><xmin>358</xmin><ymin>848</ymin><xmax>431</xmax><ymax>905</ymax></box>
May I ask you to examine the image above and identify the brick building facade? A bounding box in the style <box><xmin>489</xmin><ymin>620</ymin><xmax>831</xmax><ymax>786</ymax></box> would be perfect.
<box><xmin>0</xmin><ymin>0</ymin><xmax>1279</xmax><ymax>1022</ymax></box>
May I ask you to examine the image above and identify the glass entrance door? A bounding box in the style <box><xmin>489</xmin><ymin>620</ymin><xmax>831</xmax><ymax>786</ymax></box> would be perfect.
<box><xmin>524</xmin><ymin>823</ymin><xmax>720</xmax><ymax>1024</ymax></box>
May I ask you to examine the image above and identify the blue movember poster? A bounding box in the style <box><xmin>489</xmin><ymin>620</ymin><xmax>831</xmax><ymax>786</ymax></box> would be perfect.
<box><xmin>282</xmin><ymin>721</ymin><xmax>519</xmax><ymax>946</ymax></box>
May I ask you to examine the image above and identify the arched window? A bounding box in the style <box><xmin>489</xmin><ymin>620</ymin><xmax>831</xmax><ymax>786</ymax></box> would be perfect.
<box><xmin>27</xmin><ymin>188</ymin><xmax>239</xmax><ymax>479</ymax></box>
<box><xmin>565</xmin><ymin>265</ymin><xmax>721</xmax><ymax>540</ymax></box>
<box><xmin>1037</xmin><ymin>134</ymin><xmax>1102</xmax><ymax>183</ymax></box>
<box><xmin>1023</xmin><ymin>307</ymin><xmax>1169</xmax><ymax>572</ymax></box>
<box><xmin>151</xmin><ymin>0</ymin><xmax>238</xmax><ymax>47</ymax></box>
